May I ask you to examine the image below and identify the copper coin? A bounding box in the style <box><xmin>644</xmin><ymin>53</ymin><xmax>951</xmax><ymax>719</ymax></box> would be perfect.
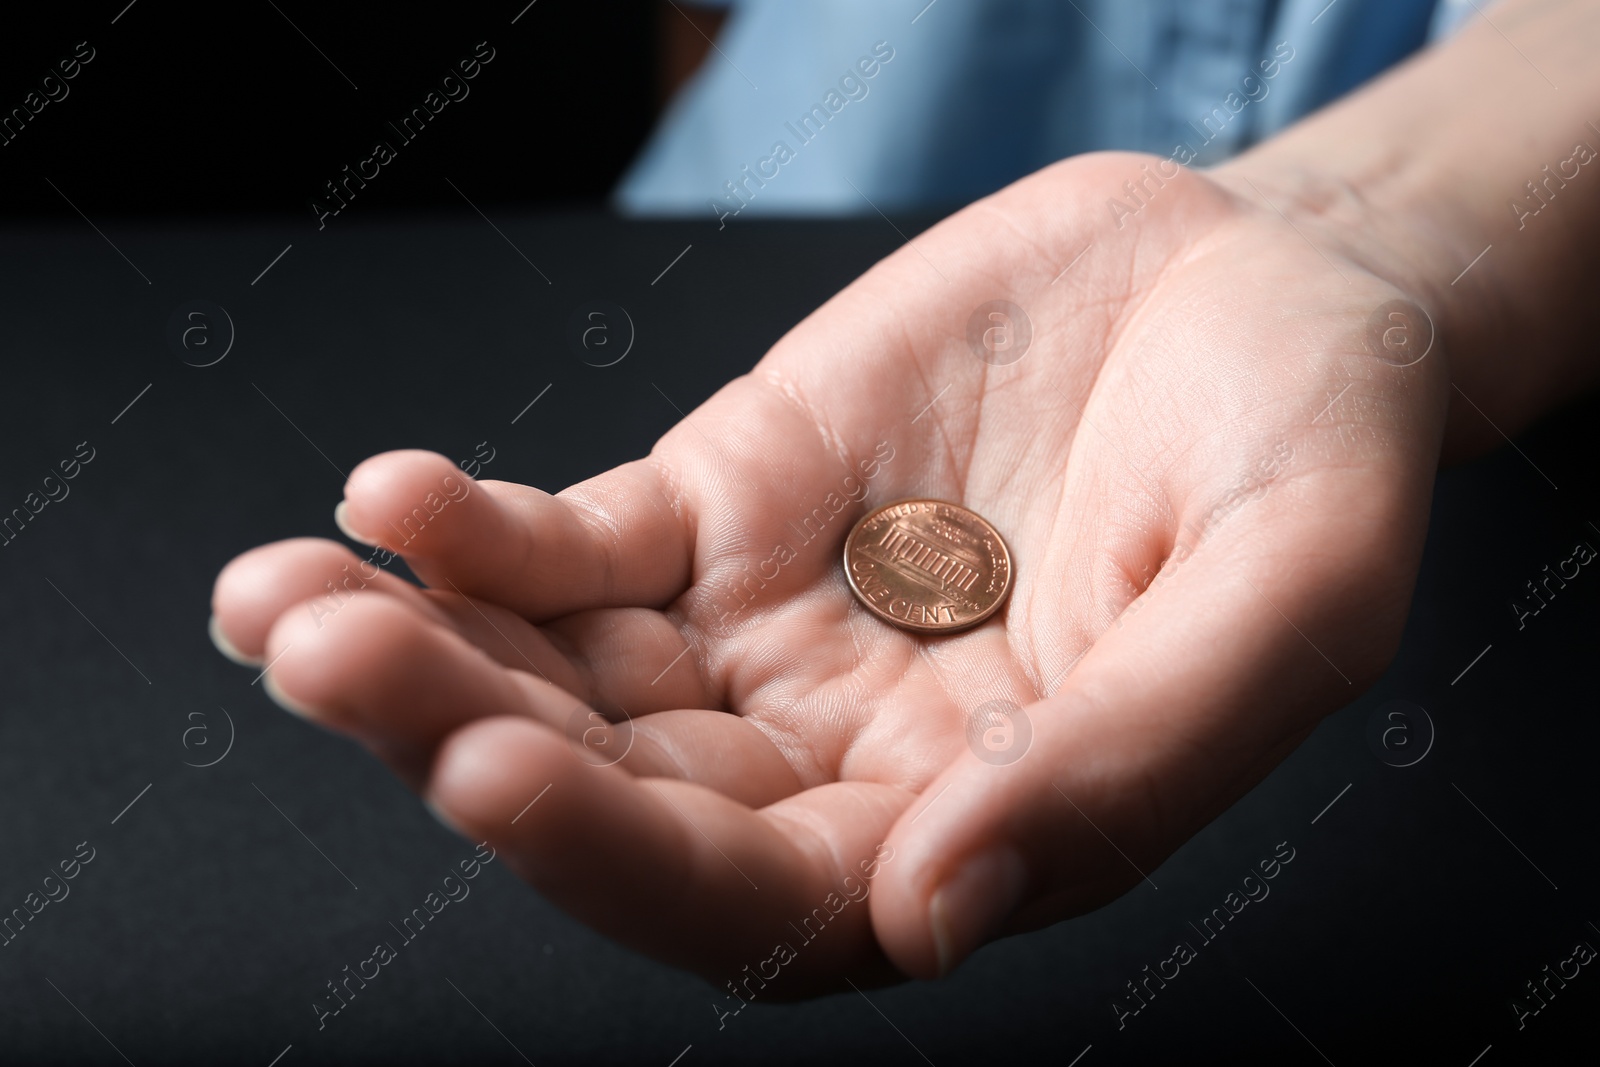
<box><xmin>842</xmin><ymin>499</ymin><xmax>1013</xmax><ymax>634</ymax></box>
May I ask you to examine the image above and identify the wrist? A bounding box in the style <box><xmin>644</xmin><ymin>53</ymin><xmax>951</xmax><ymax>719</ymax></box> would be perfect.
<box><xmin>1208</xmin><ymin>0</ymin><xmax>1600</xmax><ymax>460</ymax></box>
<box><xmin>1208</xmin><ymin>150</ymin><xmax>1513</xmax><ymax>460</ymax></box>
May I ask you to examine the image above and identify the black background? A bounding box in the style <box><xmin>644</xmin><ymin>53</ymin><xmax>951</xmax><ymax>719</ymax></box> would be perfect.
<box><xmin>1</xmin><ymin>3</ymin><xmax>1597</xmax><ymax>1065</ymax></box>
<box><xmin>0</xmin><ymin>3</ymin><xmax>657</xmax><ymax>221</ymax></box>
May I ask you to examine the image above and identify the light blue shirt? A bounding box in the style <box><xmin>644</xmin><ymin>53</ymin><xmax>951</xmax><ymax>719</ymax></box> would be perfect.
<box><xmin>616</xmin><ymin>0</ymin><xmax>1482</xmax><ymax>218</ymax></box>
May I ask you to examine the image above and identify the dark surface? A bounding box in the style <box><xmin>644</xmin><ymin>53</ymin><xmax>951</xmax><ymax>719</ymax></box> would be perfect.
<box><xmin>2</xmin><ymin>203</ymin><xmax>1598</xmax><ymax>1066</ymax></box>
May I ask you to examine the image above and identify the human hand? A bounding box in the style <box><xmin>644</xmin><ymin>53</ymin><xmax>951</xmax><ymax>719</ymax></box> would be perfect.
<box><xmin>209</xmin><ymin>148</ymin><xmax>1449</xmax><ymax>994</ymax></box>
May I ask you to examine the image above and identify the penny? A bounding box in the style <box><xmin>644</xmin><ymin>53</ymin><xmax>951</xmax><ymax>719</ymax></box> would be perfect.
<box><xmin>842</xmin><ymin>499</ymin><xmax>1013</xmax><ymax>634</ymax></box>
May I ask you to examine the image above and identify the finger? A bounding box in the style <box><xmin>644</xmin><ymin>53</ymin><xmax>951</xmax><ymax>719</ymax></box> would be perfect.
<box><xmin>535</xmin><ymin>607</ymin><xmax>717</xmax><ymax>714</ymax></box>
<box><xmin>211</xmin><ymin>538</ymin><xmax>713</xmax><ymax>714</ymax></box>
<box><xmin>426</xmin><ymin>716</ymin><xmax>909</xmax><ymax>991</ymax></box>
<box><xmin>260</xmin><ymin>592</ymin><xmax>798</xmax><ymax>805</ymax></box>
<box><xmin>212</xmin><ymin>537</ymin><xmax>455</xmax><ymax>663</ymax></box>
<box><xmin>335</xmin><ymin>450</ymin><xmax>692</xmax><ymax>622</ymax></box>
<box><xmin>871</xmin><ymin>464</ymin><xmax>1432</xmax><ymax>978</ymax></box>
<box><xmin>212</xmin><ymin>537</ymin><xmax>586</xmax><ymax>697</ymax></box>
<box><xmin>424</xmin><ymin>597</ymin><xmax>715</xmax><ymax>715</ymax></box>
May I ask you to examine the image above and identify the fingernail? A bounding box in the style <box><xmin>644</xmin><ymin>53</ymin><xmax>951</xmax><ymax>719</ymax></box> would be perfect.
<box><xmin>333</xmin><ymin>501</ymin><xmax>377</xmax><ymax>546</ymax></box>
<box><xmin>929</xmin><ymin>845</ymin><xmax>1028</xmax><ymax>977</ymax></box>
<box><xmin>208</xmin><ymin>614</ymin><xmax>261</xmax><ymax>667</ymax></box>
<box><xmin>261</xmin><ymin>670</ymin><xmax>318</xmax><ymax>720</ymax></box>
<box><xmin>423</xmin><ymin>797</ymin><xmax>464</xmax><ymax>835</ymax></box>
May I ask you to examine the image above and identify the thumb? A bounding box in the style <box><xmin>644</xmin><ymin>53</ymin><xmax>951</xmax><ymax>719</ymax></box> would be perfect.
<box><xmin>868</xmin><ymin>483</ymin><xmax>1417</xmax><ymax>979</ymax></box>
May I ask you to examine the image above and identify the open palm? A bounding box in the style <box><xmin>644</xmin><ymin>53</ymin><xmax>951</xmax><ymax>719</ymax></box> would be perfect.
<box><xmin>211</xmin><ymin>151</ymin><xmax>1447</xmax><ymax>995</ymax></box>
